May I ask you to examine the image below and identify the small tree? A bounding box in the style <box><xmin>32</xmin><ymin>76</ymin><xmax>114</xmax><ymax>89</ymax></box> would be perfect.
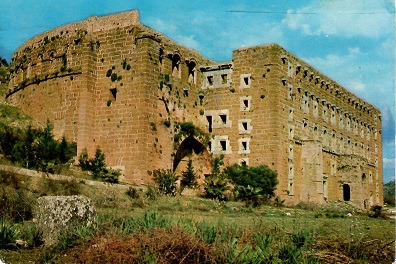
<box><xmin>152</xmin><ymin>169</ymin><xmax>177</xmax><ymax>196</ymax></box>
<box><xmin>91</xmin><ymin>147</ymin><xmax>106</xmax><ymax>179</ymax></box>
<box><xmin>204</xmin><ymin>155</ymin><xmax>229</xmax><ymax>200</ymax></box>
<box><xmin>181</xmin><ymin>159</ymin><xmax>197</xmax><ymax>188</ymax></box>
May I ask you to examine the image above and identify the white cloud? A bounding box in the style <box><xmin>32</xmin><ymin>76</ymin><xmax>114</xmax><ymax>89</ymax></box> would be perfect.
<box><xmin>347</xmin><ymin>79</ymin><xmax>366</xmax><ymax>91</ymax></box>
<box><xmin>282</xmin><ymin>0</ymin><xmax>393</xmax><ymax>38</ymax></box>
<box><xmin>174</xmin><ymin>35</ymin><xmax>200</xmax><ymax>51</ymax></box>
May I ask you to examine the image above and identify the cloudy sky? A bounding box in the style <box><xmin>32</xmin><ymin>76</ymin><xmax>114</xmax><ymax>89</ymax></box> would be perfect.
<box><xmin>0</xmin><ymin>0</ymin><xmax>394</xmax><ymax>182</ymax></box>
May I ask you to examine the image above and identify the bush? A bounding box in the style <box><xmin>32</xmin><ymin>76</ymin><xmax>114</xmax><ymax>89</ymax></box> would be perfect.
<box><xmin>204</xmin><ymin>176</ymin><xmax>229</xmax><ymax>201</ymax></box>
<box><xmin>223</xmin><ymin>164</ymin><xmax>278</xmax><ymax>205</ymax></box>
<box><xmin>151</xmin><ymin>169</ymin><xmax>177</xmax><ymax>196</ymax></box>
<box><xmin>0</xmin><ymin>121</ymin><xmax>76</xmax><ymax>171</ymax></box>
<box><xmin>78</xmin><ymin>146</ymin><xmax>120</xmax><ymax>183</ymax></box>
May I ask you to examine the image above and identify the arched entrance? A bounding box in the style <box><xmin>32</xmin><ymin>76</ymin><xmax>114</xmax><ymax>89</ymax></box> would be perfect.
<box><xmin>173</xmin><ymin>136</ymin><xmax>211</xmax><ymax>185</ymax></box>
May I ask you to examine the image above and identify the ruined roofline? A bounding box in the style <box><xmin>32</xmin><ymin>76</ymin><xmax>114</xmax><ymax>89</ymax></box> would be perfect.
<box><xmin>235</xmin><ymin>43</ymin><xmax>381</xmax><ymax>114</ymax></box>
<box><xmin>12</xmin><ymin>10</ymin><xmax>140</xmax><ymax>59</ymax></box>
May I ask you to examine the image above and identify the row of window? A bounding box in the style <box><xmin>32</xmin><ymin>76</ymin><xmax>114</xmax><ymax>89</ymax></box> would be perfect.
<box><xmin>288</xmin><ymin>86</ymin><xmax>378</xmax><ymax>137</ymax></box>
<box><xmin>202</xmin><ymin>72</ymin><xmax>251</xmax><ymax>89</ymax></box>
<box><xmin>284</xmin><ymin>58</ymin><xmax>377</xmax><ymax>117</ymax></box>
<box><xmin>288</xmin><ymin>123</ymin><xmax>378</xmax><ymax>163</ymax></box>
<box><xmin>207</xmin><ymin>135</ymin><xmax>251</xmax><ymax>155</ymax></box>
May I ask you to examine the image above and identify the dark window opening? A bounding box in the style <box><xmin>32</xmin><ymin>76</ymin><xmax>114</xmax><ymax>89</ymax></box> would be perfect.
<box><xmin>362</xmin><ymin>173</ymin><xmax>366</xmax><ymax>185</ymax></box>
<box><xmin>172</xmin><ymin>54</ymin><xmax>180</xmax><ymax>78</ymax></box>
<box><xmin>242</xmin><ymin>122</ymin><xmax>248</xmax><ymax>130</ymax></box>
<box><xmin>206</xmin><ymin>116</ymin><xmax>212</xmax><ymax>133</ymax></box>
<box><xmin>188</xmin><ymin>61</ymin><xmax>196</xmax><ymax>84</ymax></box>
<box><xmin>208</xmin><ymin>141</ymin><xmax>212</xmax><ymax>151</ymax></box>
<box><xmin>242</xmin><ymin>141</ymin><xmax>247</xmax><ymax>150</ymax></box>
<box><xmin>183</xmin><ymin>89</ymin><xmax>189</xmax><ymax>97</ymax></box>
<box><xmin>220</xmin><ymin>114</ymin><xmax>227</xmax><ymax>124</ymax></box>
<box><xmin>220</xmin><ymin>140</ymin><xmax>227</xmax><ymax>151</ymax></box>
<box><xmin>207</xmin><ymin>76</ymin><xmax>214</xmax><ymax>86</ymax></box>
<box><xmin>221</xmin><ymin>74</ymin><xmax>228</xmax><ymax>84</ymax></box>
<box><xmin>243</xmin><ymin>77</ymin><xmax>249</xmax><ymax>85</ymax></box>
<box><xmin>159</xmin><ymin>49</ymin><xmax>164</xmax><ymax>65</ymax></box>
<box><xmin>110</xmin><ymin>88</ymin><xmax>117</xmax><ymax>100</ymax></box>
<box><xmin>241</xmin><ymin>160</ymin><xmax>247</xmax><ymax>166</ymax></box>
<box><xmin>343</xmin><ymin>184</ymin><xmax>350</xmax><ymax>201</ymax></box>
<box><xmin>243</xmin><ymin>99</ymin><xmax>249</xmax><ymax>108</ymax></box>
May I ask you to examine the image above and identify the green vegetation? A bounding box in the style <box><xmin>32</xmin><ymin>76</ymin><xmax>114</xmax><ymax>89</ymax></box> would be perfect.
<box><xmin>151</xmin><ymin>169</ymin><xmax>177</xmax><ymax>196</ymax></box>
<box><xmin>78</xmin><ymin>147</ymin><xmax>120</xmax><ymax>183</ymax></box>
<box><xmin>181</xmin><ymin>158</ymin><xmax>197</xmax><ymax>188</ymax></box>
<box><xmin>0</xmin><ymin>169</ymin><xmax>394</xmax><ymax>263</ymax></box>
<box><xmin>224</xmin><ymin>164</ymin><xmax>278</xmax><ymax>205</ymax></box>
<box><xmin>0</xmin><ymin>120</ymin><xmax>76</xmax><ymax>173</ymax></box>
<box><xmin>383</xmin><ymin>180</ymin><xmax>395</xmax><ymax>206</ymax></box>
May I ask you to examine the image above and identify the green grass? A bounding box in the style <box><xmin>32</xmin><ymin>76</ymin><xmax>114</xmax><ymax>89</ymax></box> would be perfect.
<box><xmin>0</xmin><ymin>170</ymin><xmax>394</xmax><ymax>263</ymax></box>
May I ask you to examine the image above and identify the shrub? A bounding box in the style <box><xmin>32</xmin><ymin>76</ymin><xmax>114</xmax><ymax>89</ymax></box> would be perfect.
<box><xmin>204</xmin><ymin>176</ymin><xmax>229</xmax><ymax>201</ymax></box>
<box><xmin>78</xmin><ymin>146</ymin><xmax>120</xmax><ymax>183</ymax></box>
<box><xmin>151</xmin><ymin>169</ymin><xmax>177</xmax><ymax>196</ymax></box>
<box><xmin>223</xmin><ymin>164</ymin><xmax>278</xmax><ymax>203</ymax></box>
<box><xmin>111</xmin><ymin>73</ymin><xmax>117</xmax><ymax>82</ymax></box>
<box><xmin>126</xmin><ymin>187</ymin><xmax>141</xmax><ymax>199</ymax></box>
<box><xmin>1</xmin><ymin>121</ymin><xmax>76</xmax><ymax>171</ymax></box>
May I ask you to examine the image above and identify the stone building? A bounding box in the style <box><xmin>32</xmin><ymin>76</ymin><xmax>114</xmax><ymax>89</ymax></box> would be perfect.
<box><xmin>6</xmin><ymin>10</ymin><xmax>382</xmax><ymax>208</ymax></box>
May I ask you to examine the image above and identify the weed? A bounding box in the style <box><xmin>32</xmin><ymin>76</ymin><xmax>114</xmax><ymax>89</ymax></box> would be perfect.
<box><xmin>20</xmin><ymin>223</ymin><xmax>44</xmax><ymax>248</ymax></box>
<box><xmin>0</xmin><ymin>218</ymin><xmax>18</xmax><ymax>249</ymax></box>
<box><xmin>126</xmin><ymin>186</ymin><xmax>141</xmax><ymax>199</ymax></box>
<box><xmin>0</xmin><ymin>185</ymin><xmax>33</xmax><ymax>222</ymax></box>
<box><xmin>197</xmin><ymin>221</ymin><xmax>218</xmax><ymax>244</ymax></box>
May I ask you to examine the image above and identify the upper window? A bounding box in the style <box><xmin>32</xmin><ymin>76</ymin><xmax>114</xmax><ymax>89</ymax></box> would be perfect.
<box><xmin>238</xmin><ymin>119</ymin><xmax>252</xmax><ymax>134</ymax></box>
<box><xmin>240</xmin><ymin>96</ymin><xmax>252</xmax><ymax>112</ymax></box>
<box><xmin>239</xmin><ymin>74</ymin><xmax>251</xmax><ymax>88</ymax></box>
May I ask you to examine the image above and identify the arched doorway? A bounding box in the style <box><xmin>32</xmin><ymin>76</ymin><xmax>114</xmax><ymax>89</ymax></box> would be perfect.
<box><xmin>173</xmin><ymin>136</ymin><xmax>211</xmax><ymax>185</ymax></box>
<box><xmin>343</xmin><ymin>184</ymin><xmax>351</xmax><ymax>201</ymax></box>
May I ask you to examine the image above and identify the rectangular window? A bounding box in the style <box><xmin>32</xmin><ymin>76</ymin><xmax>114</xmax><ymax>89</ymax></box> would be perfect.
<box><xmin>288</xmin><ymin>164</ymin><xmax>294</xmax><ymax>195</ymax></box>
<box><xmin>240</xmin><ymin>96</ymin><xmax>252</xmax><ymax>111</ymax></box>
<box><xmin>207</xmin><ymin>76</ymin><xmax>214</xmax><ymax>86</ymax></box>
<box><xmin>211</xmin><ymin>135</ymin><xmax>232</xmax><ymax>154</ymax></box>
<box><xmin>331</xmin><ymin>108</ymin><xmax>336</xmax><ymax>125</ymax></box>
<box><xmin>288</xmin><ymin>85</ymin><xmax>293</xmax><ymax>100</ymax></box>
<box><xmin>288</xmin><ymin>107</ymin><xmax>294</xmax><ymax>121</ymax></box>
<box><xmin>238</xmin><ymin>119</ymin><xmax>252</xmax><ymax>134</ymax></box>
<box><xmin>221</xmin><ymin>74</ymin><xmax>228</xmax><ymax>84</ymax></box>
<box><xmin>219</xmin><ymin>114</ymin><xmax>227</xmax><ymax>124</ymax></box>
<box><xmin>288</xmin><ymin>125</ymin><xmax>294</xmax><ymax>140</ymax></box>
<box><xmin>238</xmin><ymin>138</ymin><xmax>251</xmax><ymax>154</ymax></box>
<box><xmin>313</xmin><ymin>100</ymin><xmax>318</xmax><ymax>118</ymax></box>
<box><xmin>239</xmin><ymin>74</ymin><xmax>251</xmax><ymax>88</ymax></box>
<box><xmin>288</xmin><ymin>145</ymin><xmax>294</xmax><ymax>160</ymax></box>
<box><xmin>287</xmin><ymin>62</ymin><xmax>293</xmax><ymax>77</ymax></box>
<box><xmin>220</xmin><ymin>140</ymin><xmax>227</xmax><ymax>150</ymax></box>
<box><xmin>205</xmin><ymin>109</ymin><xmax>232</xmax><ymax>129</ymax></box>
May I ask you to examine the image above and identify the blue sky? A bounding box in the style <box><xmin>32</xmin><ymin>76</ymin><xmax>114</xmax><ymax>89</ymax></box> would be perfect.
<box><xmin>0</xmin><ymin>0</ymin><xmax>394</xmax><ymax>182</ymax></box>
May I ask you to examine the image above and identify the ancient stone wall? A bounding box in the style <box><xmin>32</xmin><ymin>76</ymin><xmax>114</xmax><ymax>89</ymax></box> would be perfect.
<box><xmin>7</xmin><ymin>10</ymin><xmax>382</xmax><ymax>207</ymax></box>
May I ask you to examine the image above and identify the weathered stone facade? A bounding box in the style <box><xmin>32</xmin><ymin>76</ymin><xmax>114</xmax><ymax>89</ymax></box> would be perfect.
<box><xmin>7</xmin><ymin>10</ymin><xmax>382</xmax><ymax>208</ymax></box>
